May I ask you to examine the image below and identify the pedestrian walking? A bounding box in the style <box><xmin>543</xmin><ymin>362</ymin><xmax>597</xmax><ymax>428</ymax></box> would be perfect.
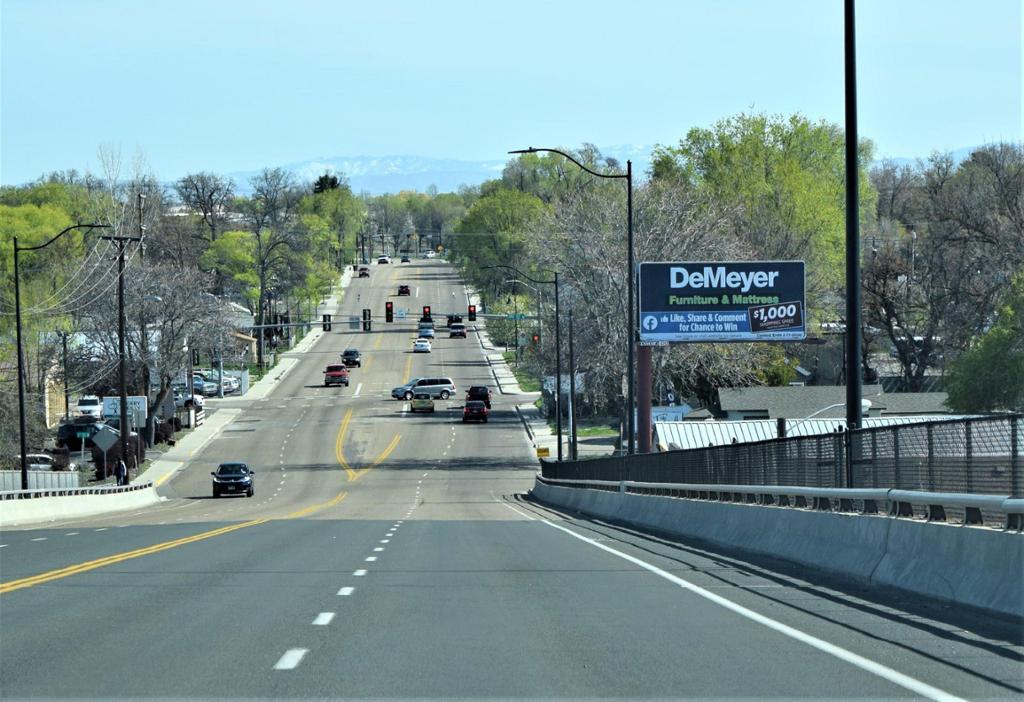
<box><xmin>116</xmin><ymin>459</ymin><xmax>127</xmax><ymax>486</ymax></box>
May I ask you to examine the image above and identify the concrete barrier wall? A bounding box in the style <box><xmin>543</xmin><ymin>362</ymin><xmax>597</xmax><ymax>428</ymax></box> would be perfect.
<box><xmin>532</xmin><ymin>479</ymin><xmax>1024</xmax><ymax>620</ymax></box>
<box><xmin>0</xmin><ymin>487</ymin><xmax>161</xmax><ymax>528</ymax></box>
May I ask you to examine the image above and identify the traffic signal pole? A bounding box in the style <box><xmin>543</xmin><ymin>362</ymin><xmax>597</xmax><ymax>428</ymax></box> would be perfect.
<box><xmin>637</xmin><ymin>345</ymin><xmax>653</xmax><ymax>453</ymax></box>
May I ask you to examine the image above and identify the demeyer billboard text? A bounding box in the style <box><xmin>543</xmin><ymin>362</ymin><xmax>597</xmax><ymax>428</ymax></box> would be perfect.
<box><xmin>638</xmin><ymin>261</ymin><xmax>806</xmax><ymax>342</ymax></box>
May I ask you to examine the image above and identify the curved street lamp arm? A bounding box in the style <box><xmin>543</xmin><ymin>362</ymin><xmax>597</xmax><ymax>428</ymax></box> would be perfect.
<box><xmin>508</xmin><ymin>147</ymin><xmax>626</xmax><ymax>180</ymax></box>
<box><xmin>15</xmin><ymin>223</ymin><xmax>110</xmax><ymax>252</ymax></box>
<box><xmin>480</xmin><ymin>264</ymin><xmax>555</xmax><ymax>286</ymax></box>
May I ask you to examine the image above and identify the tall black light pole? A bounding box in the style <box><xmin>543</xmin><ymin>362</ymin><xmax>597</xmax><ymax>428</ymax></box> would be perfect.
<box><xmin>100</xmin><ymin>233</ymin><xmax>142</xmax><ymax>474</ymax></box>
<box><xmin>483</xmin><ymin>264</ymin><xmax>563</xmax><ymax>460</ymax></box>
<box><xmin>569</xmin><ymin>308</ymin><xmax>578</xmax><ymax>461</ymax></box>
<box><xmin>844</xmin><ymin>0</ymin><xmax>862</xmax><ymax>487</ymax></box>
<box><xmin>13</xmin><ymin>223</ymin><xmax>109</xmax><ymax>489</ymax></box>
<box><xmin>509</xmin><ymin>147</ymin><xmax>635</xmax><ymax>454</ymax></box>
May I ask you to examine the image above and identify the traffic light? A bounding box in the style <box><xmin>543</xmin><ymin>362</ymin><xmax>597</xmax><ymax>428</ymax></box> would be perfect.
<box><xmin>422</xmin><ymin>305</ymin><xmax>431</xmax><ymax>320</ymax></box>
<box><xmin>322</xmin><ymin>314</ymin><xmax>332</xmax><ymax>332</ymax></box>
<box><xmin>191</xmin><ymin>348</ymin><xmax>201</xmax><ymax>365</ymax></box>
<box><xmin>385</xmin><ymin>301</ymin><xmax>394</xmax><ymax>323</ymax></box>
<box><xmin>468</xmin><ymin>304</ymin><xmax>477</xmax><ymax>322</ymax></box>
<box><xmin>362</xmin><ymin>308</ymin><xmax>372</xmax><ymax>332</ymax></box>
<box><xmin>531</xmin><ymin>333</ymin><xmax>541</xmax><ymax>347</ymax></box>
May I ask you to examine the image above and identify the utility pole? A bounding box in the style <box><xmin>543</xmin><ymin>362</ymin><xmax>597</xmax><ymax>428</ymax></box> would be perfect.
<box><xmin>101</xmin><ymin>233</ymin><xmax>142</xmax><ymax>476</ymax></box>
<box><xmin>569</xmin><ymin>308</ymin><xmax>578</xmax><ymax>461</ymax></box>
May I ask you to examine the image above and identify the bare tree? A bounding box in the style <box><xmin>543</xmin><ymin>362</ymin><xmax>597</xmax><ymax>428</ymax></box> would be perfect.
<box><xmin>174</xmin><ymin>172</ymin><xmax>235</xmax><ymax>243</ymax></box>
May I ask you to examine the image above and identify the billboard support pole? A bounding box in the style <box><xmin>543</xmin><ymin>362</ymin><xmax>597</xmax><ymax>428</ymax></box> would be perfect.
<box><xmin>637</xmin><ymin>345</ymin><xmax>653</xmax><ymax>453</ymax></box>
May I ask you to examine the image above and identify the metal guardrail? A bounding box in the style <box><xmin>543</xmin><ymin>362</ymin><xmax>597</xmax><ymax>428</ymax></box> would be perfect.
<box><xmin>0</xmin><ymin>481</ymin><xmax>154</xmax><ymax>501</ymax></box>
<box><xmin>536</xmin><ymin>475</ymin><xmax>1024</xmax><ymax>530</ymax></box>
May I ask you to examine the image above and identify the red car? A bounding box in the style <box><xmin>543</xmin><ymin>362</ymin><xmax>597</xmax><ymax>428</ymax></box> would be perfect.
<box><xmin>324</xmin><ymin>364</ymin><xmax>350</xmax><ymax>387</ymax></box>
<box><xmin>462</xmin><ymin>400</ymin><xmax>488</xmax><ymax>423</ymax></box>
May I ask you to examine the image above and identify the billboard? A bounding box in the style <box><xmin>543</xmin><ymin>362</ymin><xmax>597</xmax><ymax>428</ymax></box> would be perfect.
<box><xmin>638</xmin><ymin>261</ymin><xmax>805</xmax><ymax>342</ymax></box>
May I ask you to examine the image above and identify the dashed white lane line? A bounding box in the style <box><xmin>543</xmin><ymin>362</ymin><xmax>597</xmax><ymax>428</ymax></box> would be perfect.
<box><xmin>539</xmin><ymin>518</ymin><xmax>965</xmax><ymax>702</ymax></box>
<box><xmin>94</xmin><ymin>528</ymin><xmax>107</xmax><ymax>532</ymax></box>
<box><xmin>365</xmin><ymin>556</ymin><xmax>377</xmax><ymax>562</ymax></box>
<box><xmin>353</xmin><ymin>569</ymin><xmax>367</xmax><ymax>576</ymax></box>
<box><xmin>380</xmin><ymin>539</ymin><xmax>390</xmax><ymax>544</ymax></box>
<box><xmin>65</xmin><ymin>532</ymin><xmax>79</xmax><ymax>536</ymax></box>
<box><xmin>373</xmin><ymin>547</ymin><xmax>384</xmax><ymax>552</ymax></box>
<box><xmin>312</xmin><ymin>612</ymin><xmax>336</xmax><ymax>626</ymax></box>
<box><xmin>422</xmin><ymin>472</ymin><xmax>428</xmax><ymax>477</ymax></box>
<box><xmin>353</xmin><ymin>383</ymin><xmax>363</xmax><ymax>398</ymax></box>
<box><xmin>0</xmin><ymin>544</ymin><xmax>7</xmax><ymax>548</ymax></box>
<box><xmin>337</xmin><ymin>587</ymin><xmax>355</xmax><ymax>596</ymax></box>
<box><xmin>273</xmin><ymin>649</ymin><xmax>308</xmax><ymax>670</ymax></box>
<box><xmin>30</xmin><ymin>537</ymin><xmax>47</xmax><ymax>542</ymax></box>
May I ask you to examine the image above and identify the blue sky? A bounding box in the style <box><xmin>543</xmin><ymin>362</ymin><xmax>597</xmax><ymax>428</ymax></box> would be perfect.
<box><xmin>1</xmin><ymin>0</ymin><xmax>1020</xmax><ymax>185</ymax></box>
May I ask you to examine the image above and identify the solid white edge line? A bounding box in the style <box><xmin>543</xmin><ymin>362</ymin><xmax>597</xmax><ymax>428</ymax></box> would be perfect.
<box><xmin>499</xmin><ymin>501</ymin><xmax>535</xmax><ymax>520</ymax></box>
<box><xmin>312</xmin><ymin>612</ymin><xmax>335</xmax><ymax>626</ymax></box>
<box><xmin>538</xmin><ymin>518</ymin><xmax>966</xmax><ymax>702</ymax></box>
<box><xmin>273</xmin><ymin>648</ymin><xmax>308</xmax><ymax>670</ymax></box>
<box><xmin>338</xmin><ymin>586</ymin><xmax>355</xmax><ymax>596</ymax></box>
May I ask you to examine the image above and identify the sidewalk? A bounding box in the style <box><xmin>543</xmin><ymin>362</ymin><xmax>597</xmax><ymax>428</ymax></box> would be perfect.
<box><xmin>137</xmin><ymin>268</ymin><xmax>354</xmax><ymax>486</ymax></box>
<box><xmin>467</xmin><ymin>288</ymin><xmax>615</xmax><ymax>461</ymax></box>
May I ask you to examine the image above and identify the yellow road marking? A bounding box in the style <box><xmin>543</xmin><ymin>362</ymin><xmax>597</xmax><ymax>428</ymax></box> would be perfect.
<box><xmin>334</xmin><ymin>408</ymin><xmax>354</xmax><ymax>478</ymax></box>
<box><xmin>347</xmin><ymin>434</ymin><xmax>401</xmax><ymax>482</ymax></box>
<box><xmin>0</xmin><ymin>518</ymin><xmax>268</xmax><ymax>595</ymax></box>
<box><xmin>373</xmin><ymin>332</ymin><xmax>384</xmax><ymax>350</ymax></box>
<box><xmin>403</xmin><ymin>353</ymin><xmax>413</xmax><ymax>384</ymax></box>
<box><xmin>154</xmin><ymin>462</ymin><xmax>183</xmax><ymax>487</ymax></box>
<box><xmin>283</xmin><ymin>490</ymin><xmax>348</xmax><ymax>519</ymax></box>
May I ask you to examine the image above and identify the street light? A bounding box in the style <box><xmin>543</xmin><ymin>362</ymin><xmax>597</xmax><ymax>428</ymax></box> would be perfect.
<box><xmin>784</xmin><ymin>399</ymin><xmax>872</xmax><ymax>436</ymax></box>
<box><xmin>509</xmin><ymin>147</ymin><xmax>636</xmax><ymax>454</ymax></box>
<box><xmin>483</xmin><ymin>264</ymin><xmax>563</xmax><ymax>461</ymax></box>
<box><xmin>13</xmin><ymin>223</ymin><xmax>110</xmax><ymax>489</ymax></box>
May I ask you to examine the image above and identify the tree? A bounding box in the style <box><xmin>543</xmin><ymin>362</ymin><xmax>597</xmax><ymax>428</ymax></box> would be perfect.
<box><xmin>946</xmin><ymin>273</ymin><xmax>1024</xmax><ymax>412</ymax></box>
<box><xmin>313</xmin><ymin>173</ymin><xmax>342</xmax><ymax>193</ymax></box>
<box><xmin>174</xmin><ymin>172</ymin><xmax>235</xmax><ymax>243</ymax></box>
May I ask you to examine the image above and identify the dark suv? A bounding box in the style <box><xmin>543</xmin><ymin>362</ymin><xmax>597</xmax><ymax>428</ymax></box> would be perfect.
<box><xmin>398</xmin><ymin>285</ymin><xmax>411</xmax><ymax>296</ymax></box>
<box><xmin>466</xmin><ymin>385</ymin><xmax>491</xmax><ymax>408</ymax></box>
<box><xmin>341</xmin><ymin>349</ymin><xmax>362</xmax><ymax>367</ymax></box>
<box><xmin>211</xmin><ymin>462</ymin><xmax>254</xmax><ymax>498</ymax></box>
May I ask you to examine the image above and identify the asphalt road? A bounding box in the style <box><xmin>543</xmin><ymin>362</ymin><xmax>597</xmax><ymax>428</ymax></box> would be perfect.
<box><xmin>1</xmin><ymin>260</ymin><xmax>1021</xmax><ymax>700</ymax></box>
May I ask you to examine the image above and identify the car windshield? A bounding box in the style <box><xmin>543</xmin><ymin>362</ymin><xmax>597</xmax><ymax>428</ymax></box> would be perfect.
<box><xmin>326</xmin><ymin>365</ymin><xmax>345</xmax><ymax>372</ymax></box>
<box><xmin>217</xmin><ymin>465</ymin><xmax>247</xmax><ymax>476</ymax></box>
<box><xmin>79</xmin><ymin>398</ymin><xmax>99</xmax><ymax>406</ymax></box>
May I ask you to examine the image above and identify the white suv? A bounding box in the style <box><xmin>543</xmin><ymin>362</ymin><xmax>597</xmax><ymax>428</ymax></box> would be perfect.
<box><xmin>76</xmin><ymin>395</ymin><xmax>102</xmax><ymax>418</ymax></box>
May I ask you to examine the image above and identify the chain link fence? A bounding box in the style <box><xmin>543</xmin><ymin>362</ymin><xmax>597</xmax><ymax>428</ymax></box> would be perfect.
<box><xmin>542</xmin><ymin>414</ymin><xmax>1023</xmax><ymax>497</ymax></box>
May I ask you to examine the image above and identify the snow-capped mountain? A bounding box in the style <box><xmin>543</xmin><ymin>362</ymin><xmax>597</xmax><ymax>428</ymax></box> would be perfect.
<box><xmin>227</xmin><ymin>146</ymin><xmax>656</xmax><ymax>195</ymax></box>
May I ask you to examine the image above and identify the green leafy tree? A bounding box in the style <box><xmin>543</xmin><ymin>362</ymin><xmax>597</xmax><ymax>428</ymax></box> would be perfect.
<box><xmin>946</xmin><ymin>273</ymin><xmax>1024</xmax><ymax>412</ymax></box>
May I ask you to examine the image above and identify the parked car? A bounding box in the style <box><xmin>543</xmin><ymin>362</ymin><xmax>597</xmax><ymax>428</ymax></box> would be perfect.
<box><xmin>358</xmin><ymin>266</ymin><xmax>370</xmax><ymax>278</ymax></box>
<box><xmin>172</xmin><ymin>384</ymin><xmax>204</xmax><ymax>408</ymax></box>
<box><xmin>449</xmin><ymin>323</ymin><xmax>467</xmax><ymax>338</ymax></box>
<box><xmin>57</xmin><ymin>417</ymin><xmax>106</xmax><ymax>450</ymax></box>
<box><xmin>466</xmin><ymin>385</ymin><xmax>492</xmax><ymax>409</ymax></box>
<box><xmin>76</xmin><ymin>394</ymin><xmax>102</xmax><ymax>418</ymax></box>
<box><xmin>462</xmin><ymin>400</ymin><xmax>489</xmax><ymax>423</ymax></box>
<box><xmin>398</xmin><ymin>285</ymin><xmax>411</xmax><ymax>296</ymax></box>
<box><xmin>192</xmin><ymin>376</ymin><xmax>217</xmax><ymax>395</ymax></box>
<box><xmin>324</xmin><ymin>364</ymin><xmax>350</xmax><ymax>387</ymax></box>
<box><xmin>16</xmin><ymin>453</ymin><xmax>77</xmax><ymax>471</ymax></box>
<box><xmin>391</xmin><ymin>376</ymin><xmax>456</xmax><ymax>400</ymax></box>
<box><xmin>410</xmin><ymin>392</ymin><xmax>434</xmax><ymax>413</ymax></box>
<box><xmin>211</xmin><ymin>462</ymin><xmax>254</xmax><ymax>498</ymax></box>
<box><xmin>413</xmin><ymin>339</ymin><xmax>431</xmax><ymax>353</ymax></box>
<box><xmin>341</xmin><ymin>348</ymin><xmax>362</xmax><ymax>367</ymax></box>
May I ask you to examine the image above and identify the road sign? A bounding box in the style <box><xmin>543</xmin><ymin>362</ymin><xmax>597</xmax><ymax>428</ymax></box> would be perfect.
<box><xmin>536</xmin><ymin>447</ymin><xmax>550</xmax><ymax>458</ymax></box>
<box><xmin>638</xmin><ymin>261</ymin><xmax>806</xmax><ymax>342</ymax></box>
<box><xmin>75</xmin><ymin>431</ymin><xmax>90</xmax><ymax>439</ymax></box>
<box><xmin>102</xmin><ymin>395</ymin><xmax>148</xmax><ymax>419</ymax></box>
<box><xmin>505</xmin><ymin>313</ymin><xmax>526</xmax><ymax>320</ymax></box>
<box><xmin>91</xmin><ymin>427</ymin><xmax>118</xmax><ymax>453</ymax></box>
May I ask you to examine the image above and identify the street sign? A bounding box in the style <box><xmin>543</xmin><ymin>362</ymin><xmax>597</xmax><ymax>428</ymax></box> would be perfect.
<box><xmin>536</xmin><ymin>447</ymin><xmax>550</xmax><ymax>458</ymax></box>
<box><xmin>102</xmin><ymin>396</ymin><xmax>148</xmax><ymax>419</ymax></box>
<box><xmin>75</xmin><ymin>431</ymin><xmax>90</xmax><ymax>439</ymax></box>
<box><xmin>638</xmin><ymin>261</ymin><xmax>806</xmax><ymax>342</ymax></box>
<box><xmin>505</xmin><ymin>313</ymin><xmax>526</xmax><ymax>320</ymax></box>
<box><xmin>91</xmin><ymin>427</ymin><xmax>118</xmax><ymax>453</ymax></box>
